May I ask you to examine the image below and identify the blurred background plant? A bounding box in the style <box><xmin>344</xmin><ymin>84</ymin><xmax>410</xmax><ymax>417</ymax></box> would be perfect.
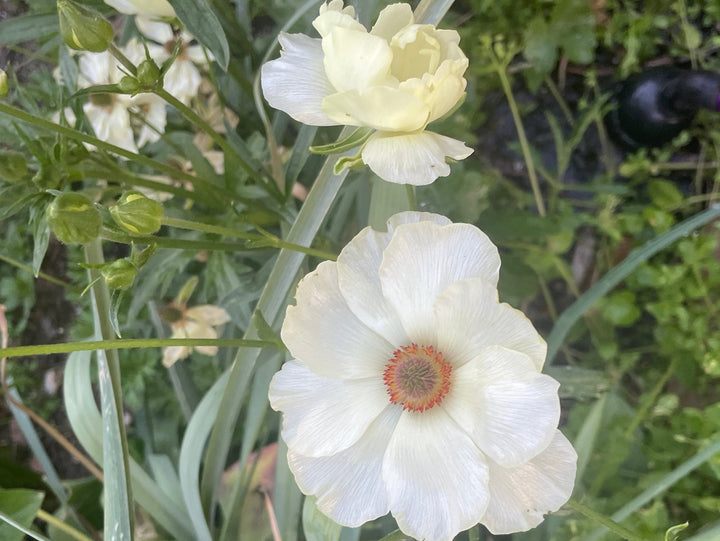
<box><xmin>1</xmin><ymin>0</ymin><xmax>720</xmax><ymax>540</ymax></box>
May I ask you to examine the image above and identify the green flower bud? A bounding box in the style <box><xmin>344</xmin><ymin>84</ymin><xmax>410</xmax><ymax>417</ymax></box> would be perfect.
<box><xmin>137</xmin><ymin>59</ymin><xmax>162</xmax><ymax>89</ymax></box>
<box><xmin>101</xmin><ymin>258</ymin><xmax>137</xmax><ymax>290</ymax></box>
<box><xmin>110</xmin><ymin>191</ymin><xmax>163</xmax><ymax>235</ymax></box>
<box><xmin>57</xmin><ymin>0</ymin><xmax>114</xmax><ymax>53</ymax></box>
<box><xmin>118</xmin><ymin>75</ymin><xmax>140</xmax><ymax>95</ymax></box>
<box><xmin>46</xmin><ymin>192</ymin><xmax>101</xmax><ymax>244</ymax></box>
<box><xmin>0</xmin><ymin>150</ymin><xmax>28</xmax><ymax>183</ymax></box>
<box><xmin>0</xmin><ymin>69</ymin><xmax>7</xmax><ymax>97</ymax></box>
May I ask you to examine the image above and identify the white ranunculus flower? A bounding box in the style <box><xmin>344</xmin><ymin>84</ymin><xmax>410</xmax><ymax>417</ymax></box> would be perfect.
<box><xmin>162</xmin><ymin>304</ymin><xmax>231</xmax><ymax>367</ymax></box>
<box><xmin>104</xmin><ymin>0</ymin><xmax>175</xmax><ymax>18</ymax></box>
<box><xmin>261</xmin><ymin>1</ymin><xmax>473</xmax><ymax>186</ymax></box>
<box><xmin>269</xmin><ymin>211</ymin><xmax>577</xmax><ymax>541</ymax></box>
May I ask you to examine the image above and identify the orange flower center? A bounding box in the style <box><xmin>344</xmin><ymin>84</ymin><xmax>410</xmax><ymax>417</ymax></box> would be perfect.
<box><xmin>383</xmin><ymin>344</ymin><xmax>452</xmax><ymax>412</ymax></box>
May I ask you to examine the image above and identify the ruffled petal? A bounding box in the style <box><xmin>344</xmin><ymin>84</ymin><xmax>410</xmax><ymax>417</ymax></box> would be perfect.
<box><xmin>442</xmin><ymin>346</ymin><xmax>560</xmax><ymax>467</ymax></box>
<box><xmin>313</xmin><ymin>3</ymin><xmax>363</xmax><ymax>38</ymax></box>
<box><xmin>261</xmin><ymin>33</ymin><xmax>338</xmax><ymax>126</ymax></box>
<box><xmin>383</xmin><ymin>408</ymin><xmax>490</xmax><ymax>541</ymax></box>
<box><xmin>287</xmin><ymin>406</ymin><xmax>401</xmax><ymax>526</ymax></box>
<box><xmin>370</xmin><ymin>3</ymin><xmax>414</xmax><ymax>41</ymax></box>
<box><xmin>362</xmin><ymin>130</ymin><xmax>472</xmax><ymax>185</ymax></box>
<box><xmin>281</xmin><ymin>261</ymin><xmax>394</xmax><ymax>379</ymax></box>
<box><xmin>269</xmin><ymin>361</ymin><xmax>390</xmax><ymax>457</ymax></box>
<box><xmin>322</xmin><ymin>87</ymin><xmax>428</xmax><ymax>132</ymax></box>
<box><xmin>186</xmin><ymin>305</ymin><xmax>231</xmax><ymax>326</ymax></box>
<box><xmin>433</xmin><ymin>278</ymin><xmax>547</xmax><ymax>369</ymax></box>
<box><xmin>379</xmin><ymin>220</ymin><xmax>500</xmax><ymax>343</ymax></box>
<box><xmin>482</xmin><ymin>431</ymin><xmax>577</xmax><ymax>535</ymax></box>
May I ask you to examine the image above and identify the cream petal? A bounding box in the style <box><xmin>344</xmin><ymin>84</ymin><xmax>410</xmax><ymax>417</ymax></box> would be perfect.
<box><xmin>186</xmin><ymin>305</ymin><xmax>231</xmax><ymax>326</ymax></box>
<box><xmin>261</xmin><ymin>33</ymin><xmax>338</xmax><ymax>126</ymax></box>
<box><xmin>362</xmin><ymin>130</ymin><xmax>472</xmax><ymax>185</ymax></box>
<box><xmin>482</xmin><ymin>431</ymin><xmax>577</xmax><ymax>535</ymax></box>
<box><xmin>322</xmin><ymin>87</ymin><xmax>428</xmax><ymax>132</ymax></box>
<box><xmin>131</xmin><ymin>97</ymin><xmax>166</xmax><ymax>147</ymax></box>
<box><xmin>281</xmin><ymin>261</ymin><xmax>394</xmax><ymax>379</ymax></box>
<box><xmin>269</xmin><ymin>361</ymin><xmax>390</xmax><ymax>457</ymax></box>
<box><xmin>383</xmin><ymin>408</ymin><xmax>490</xmax><ymax>541</ymax></box>
<box><xmin>84</xmin><ymin>102</ymin><xmax>137</xmax><ymax>153</ymax></box>
<box><xmin>163</xmin><ymin>60</ymin><xmax>202</xmax><ymax>105</ymax></box>
<box><xmin>442</xmin><ymin>346</ymin><xmax>560</xmax><ymax>467</ymax></box>
<box><xmin>135</xmin><ymin>16</ymin><xmax>174</xmax><ymax>44</ymax></box>
<box><xmin>370</xmin><ymin>3</ymin><xmax>414</xmax><ymax>41</ymax></box>
<box><xmin>321</xmin><ymin>27</ymin><xmax>394</xmax><ymax>93</ymax></box>
<box><xmin>162</xmin><ymin>345</ymin><xmax>189</xmax><ymax>367</ymax></box>
<box><xmin>181</xmin><ymin>321</ymin><xmax>219</xmax><ymax>356</ymax></box>
<box><xmin>433</xmin><ymin>278</ymin><xmax>547</xmax><ymax>369</ymax></box>
<box><xmin>378</xmin><ymin>220</ymin><xmax>500</xmax><ymax>343</ymax></box>
<box><xmin>104</xmin><ymin>0</ymin><xmax>175</xmax><ymax>17</ymax></box>
<box><xmin>287</xmin><ymin>406</ymin><xmax>401</xmax><ymax>526</ymax></box>
<box><xmin>313</xmin><ymin>5</ymin><xmax>364</xmax><ymax>38</ymax></box>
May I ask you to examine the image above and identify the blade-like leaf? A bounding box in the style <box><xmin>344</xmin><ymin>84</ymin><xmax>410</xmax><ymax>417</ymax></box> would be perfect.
<box><xmin>0</xmin><ymin>489</ymin><xmax>44</xmax><ymax>541</ymax></box>
<box><xmin>166</xmin><ymin>0</ymin><xmax>229</xmax><ymax>70</ymax></box>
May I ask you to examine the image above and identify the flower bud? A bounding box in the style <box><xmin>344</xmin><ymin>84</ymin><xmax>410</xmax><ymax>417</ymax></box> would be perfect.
<box><xmin>57</xmin><ymin>0</ymin><xmax>114</xmax><ymax>53</ymax></box>
<box><xmin>137</xmin><ymin>59</ymin><xmax>162</xmax><ymax>90</ymax></box>
<box><xmin>118</xmin><ymin>75</ymin><xmax>140</xmax><ymax>95</ymax></box>
<box><xmin>101</xmin><ymin>258</ymin><xmax>137</xmax><ymax>290</ymax></box>
<box><xmin>0</xmin><ymin>69</ymin><xmax>7</xmax><ymax>97</ymax></box>
<box><xmin>110</xmin><ymin>190</ymin><xmax>163</xmax><ymax>235</ymax></box>
<box><xmin>46</xmin><ymin>192</ymin><xmax>101</xmax><ymax>244</ymax></box>
<box><xmin>0</xmin><ymin>150</ymin><xmax>28</xmax><ymax>183</ymax></box>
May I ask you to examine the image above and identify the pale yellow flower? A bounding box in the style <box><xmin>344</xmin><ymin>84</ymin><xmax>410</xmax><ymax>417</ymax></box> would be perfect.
<box><xmin>162</xmin><ymin>304</ymin><xmax>231</xmax><ymax>367</ymax></box>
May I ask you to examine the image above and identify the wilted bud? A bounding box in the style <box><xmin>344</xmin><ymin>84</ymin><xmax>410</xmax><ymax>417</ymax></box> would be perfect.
<box><xmin>110</xmin><ymin>190</ymin><xmax>163</xmax><ymax>235</ymax></box>
<box><xmin>57</xmin><ymin>0</ymin><xmax>114</xmax><ymax>53</ymax></box>
<box><xmin>101</xmin><ymin>258</ymin><xmax>137</xmax><ymax>290</ymax></box>
<box><xmin>0</xmin><ymin>150</ymin><xmax>28</xmax><ymax>183</ymax></box>
<box><xmin>0</xmin><ymin>69</ymin><xmax>7</xmax><ymax>97</ymax></box>
<box><xmin>137</xmin><ymin>59</ymin><xmax>162</xmax><ymax>89</ymax></box>
<box><xmin>46</xmin><ymin>192</ymin><xmax>101</xmax><ymax>244</ymax></box>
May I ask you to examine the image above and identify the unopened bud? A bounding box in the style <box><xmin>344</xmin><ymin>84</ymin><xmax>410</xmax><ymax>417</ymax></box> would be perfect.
<box><xmin>46</xmin><ymin>192</ymin><xmax>101</xmax><ymax>244</ymax></box>
<box><xmin>118</xmin><ymin>75</ymin><xmax>140</xmax><ymax>95</ymax></box>
<box><xmin>0</xmin><ymin>69</ymin><xmax>7</xmax><ymax>97</ymax></box>
<box><xmin>101</xmin><ymin>258</ymin><xmax>137</xmax><ymax>290</ymax></box>
<box><xmin>137</xmin><ymin>59</ymin><xmax>162</xmax><ymax>89</ymax></box>
<box><xmin>0</xmin><ymin>150</ymin><xmax>28</xmax><ymax>183</ymax></box>
<box><xmin>57</xmin><ymin>0</ymin><xmax>113</xmax><ymax>53</ymax></box>
<box><xmin>110</xmin><ymin>190</ymin><xmax>163</xmax><ymax>235</ymax></box>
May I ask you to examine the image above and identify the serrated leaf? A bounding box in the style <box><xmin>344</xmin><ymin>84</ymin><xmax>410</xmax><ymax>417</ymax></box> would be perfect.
<box><xmin>166</xmin><ymin>0</ymin><xmax>229</xmax><ymax>70</ymax></box>
<box><xmin>551</xmin><ymin>0</ymin><xmax>596</xmax><ymax>65</ymax></box>
<box><xmin>303</xmin><ymin>496</ymin><xmax>342</xmax><ymax>541</ymax></box>
<box><xmin>309</xmin><ymin>127</ymin><xmax>373</xmax><ymax>155</ymax></box>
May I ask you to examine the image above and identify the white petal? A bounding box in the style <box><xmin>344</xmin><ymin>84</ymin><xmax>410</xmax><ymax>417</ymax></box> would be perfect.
<box><xmin>131</xmin><ymin>97</ymin><xmax>166</xmax><ymax>147</ymax></box>
<box><xmin>370</xmin><ymin>3</ymin><xmax>414</xmax><ymax>41</ymax></box>
<box><xmin>313</xmin><ymin>5</ymin><xmax>364</xmax><ymax>38</ymax></box>
<box><xmin>386</xmin><ymin>211</ymin><xmax>452</xmax><ymax>230</ymax></box>
<box><xmin>84</xmin><ymin>102</ymin><xmax>137</xmax><ymax>153</ymax></box>
<box><xmin>163</xmin><ymin>60</ymin><xmax>202</xmax><ymax>105</ymax></box>
<box><xmin>181</xmin><ymin>320</ymin><xmax>219</xmax><ymax>356</ymax></box>
<box><xmin>434</xmin><ymin>278</ymin><xmax>547</xmax><ymax>369</ymax></box>
<box><xmin>186</xmin><ymin>305</ymin><xmax>231</xmax><ymax>326</ymax></box>
<box><xmin>322</xmin><ymin>87</ymin><xmax>428</xmax><ymax>132</ymax></box>
<box><xmin>162</xmin><ymin>345</ymin><xmax>189</xmax><ymax>367</ymax></box>
<box><xmin>269</xmin><ymin>361</ymin><xmax>390</xmax><ymax>457</ymax></box>
<box><xmin>135</xmin><ymin>16</ymin><xmax>174</xmax><ymax>44</ymax></box>
<box><xmin>322</xmin><ymin>27</ymin><xmax>393</xmax><ymax>93</ymax></box>
<box><xmin>261</xmin><ymin>33</ymin><xmax>338</xmax><ymax>126</ymax></box>
<box><xmin>383</xmin><ymin>408</ymin><xmax>490</xmax><ymax>541</ymax></box>
<box><xmin>104</xmin><ymin>0</ymin><xmax>175</xmax><ymax>17</ymax></box>
<box><xmin>287</xmin><ymin>406</ymin><xmax>401</xmax><ymax>526</ymax></box>
<box><xmin>379</xmin><ymin>220</ymin><xmax>501</xmax><ymax>343</ymax></box>
<box><xmin>362</xmin><ymin>130</ymin><xmax>473</xmax><ymax>185</ymax></box>
<box><xmin>442</xmin><ymin>346</ymin><xmax>560</xmax><ymax>467</ymax></box>
<box><xmin>281</xmin><ymin>261</ymin><xmax>395</xmax><ymax>379</ymax></box>
<box><xmin>482</xmin><ymin>431</ymin><xmax>577</xmax><ymax>535</ymax></box>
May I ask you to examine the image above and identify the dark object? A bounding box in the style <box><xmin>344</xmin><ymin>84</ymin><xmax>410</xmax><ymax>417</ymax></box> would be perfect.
<box><xmin>606</xmin><ymin>66</ymin><xmax>720</xmax><ymax>149</ymax></box>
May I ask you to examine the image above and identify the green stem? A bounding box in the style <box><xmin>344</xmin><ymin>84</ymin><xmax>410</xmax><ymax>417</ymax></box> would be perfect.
<box><xmin>624</xmin><ymin>357</ymin><xmax>679</xmax><ymax>437</ymax></box>
<box><xmin>36</xmin><ymin>509</ymin><xmax>94</xmax><ymax>541</ymax></box>
<box><xmin>100</xmin><ymin>228</ymin><xmax>255</xmax><ymax>252</ymax></box>
<box><xmin>107</xmin><ymin>43</ymin><xmax>137</xmax><ymax>76</ymax></box>
<box><xmin>567</xmin><ymin>499</ymin><xmax>646</xmax><ymax>541</ymax></box>
<box><xmin>85</xmin><ymin>240</ymin><xmax>135</xmax><ymax>539</ymax></box>
<box><xmin>494</xmin><ymin>60</ymin><xmax>546</xmax><ymax>216</ymax></box>
<box><xmin>0</xmin><ymin>253</ymin><xmax>79</xmax><ymax>291</ymax></box>
<box><xmin>0</xmin><ymin>510</ymin><xmax>51</xmax><ymax>541</ymax></box>
<box><xmin>0</xmin><ymin>338</ymin><xmax>276</xmax><ymax>359</ymax></box>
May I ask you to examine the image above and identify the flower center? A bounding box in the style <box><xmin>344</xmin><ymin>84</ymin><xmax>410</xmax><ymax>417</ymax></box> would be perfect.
<box><xmin>383</xmin><ymin>344</ymin><xmax>451</xmax><ymax>412</ymax></box>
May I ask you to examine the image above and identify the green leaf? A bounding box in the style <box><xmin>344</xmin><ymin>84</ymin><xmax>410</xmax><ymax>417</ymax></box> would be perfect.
<box><xmin>523</xmin><ymin>17</ymin><xmax>558</xmax><ymax>78</ymax></box>
<box><xmin>665</xmin><ymin>522</ymin><xmax>689</xmax><ymax>541</ymax></box>
<box><xmin>551</xmin><ymin>0</ymin><xmax>597</xmax><ymax>64</ymax></box>
<box><xmin>368</xmin><ymin>176</ymin><xmax>413</xmax><ymax>230</ymax></box>
<box><xmin>0</xmin><ymin>489</ymin><xmax>44</xmax><ymax>541</ymax></box>
<box><xmin>166</xmin><ymin>0</ymin><xmax>229</xmax><ymax>70</ymax></box>
<box><xmin>309</xmin><ymin>128</ymin><xmax>373</xmax><ymax>155</ymax></box>
<box><xmin>0</xmin><ymin>14</ymin><xmax>58</xmax><ymax>45</ymax></box>
<box><xmin>303</xmin><ymin>496</ymin><xmax>342</xmax><ymax>541</ymax></box>
<box><xmin>30</xmin><ymin>202</ymin><xmax>50</xmax><ymax>277</ymax></box>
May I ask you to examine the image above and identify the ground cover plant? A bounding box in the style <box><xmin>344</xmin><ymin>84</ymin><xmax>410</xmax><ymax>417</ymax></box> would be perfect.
<box><xmin>1</xmin><ymin>0</ymin><xmax>720</xmax><ymax>540</ymax></box>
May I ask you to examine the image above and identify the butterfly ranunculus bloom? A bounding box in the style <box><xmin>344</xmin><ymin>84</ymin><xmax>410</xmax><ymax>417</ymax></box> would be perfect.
<box><xmin>261</xmin><ymin>1</ymin><xmax>473</xmax><ymax>186</ymax></box>
<box><xmin>269</xmin><ymin>212</ymin><xmax>577</xmax><ymax>541</ymax></box>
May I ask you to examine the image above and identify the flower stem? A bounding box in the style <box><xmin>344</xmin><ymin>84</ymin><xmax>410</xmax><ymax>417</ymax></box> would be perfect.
<box><xmin>493</xmin><ymin>58</ymin><xmax>546</xmax><ymax>216</ymax></box>
<box><xmin>107</xmin><ymin>43</ymin><xmax>137</xmax><ymax>76</ymax></box>
<box><xmin>0</xmin><ymin>338</ymin><xmax>277</xmax><ymax>359</ymax></box>
<box><xmin>0</xmin><ymin>253</ymin><xmax>79</xmax><ymax>291</ymax></box>
<box><xmin>36</xmin><ymin>509</ymin><xmax>94</xmax><ymax>541</ymax></box>
<box><xmin>567</xmin><ymin>499</ymin><xmax>647</xmax><ymax>541</ymax></box>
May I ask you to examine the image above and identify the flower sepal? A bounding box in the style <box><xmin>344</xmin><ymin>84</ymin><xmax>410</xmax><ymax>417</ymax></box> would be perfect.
<box><xmin>309</xmin><ymin>127</ymin><xmax>372</xmax><ymax>155</ymax></box>
<box><xmin>333</xmin><ymin>149</ymin><xmax>365</xmax><ymax>175</ymax></box>
<box><xmin>45</xmin><ymin>192</ymin><xmax>102</xmax><ymax>244</ymax></box>
<box><xmin>110</xmin><ymin>190</ymin><xmax>164</xmax><ymax>235</ymax></box>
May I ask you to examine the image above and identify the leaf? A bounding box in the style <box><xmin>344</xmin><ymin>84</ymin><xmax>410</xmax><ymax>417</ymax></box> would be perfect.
<box><xmin>0</xmin><ymin>14</ymin><xmax>58</xmax><ymax>45</ymax></box>
<box><xmin>523</xmin><ymin>17</ymin><xmax>558</xmax><ymax>78</ymax></box>
<box><xmin>166</xmin><ymin>0</ymin><xmax>229</xmax><ymax>70</ymax></box>
<box><xmin>666</xmin><ymin>522</ymin><xmax>689</xmax><ymax>541</ymax></box>
<box><xmin>30</xmin><ymin>202</ymin><xmax>50</xmax><ymax>277</ymax></box>
<box><xmin>303</xmin><ymin>496</ymin><xmax>342</xmax><ymax>541</ymax></box>
<box><xmin>551</xmin><ymin>0</ymin><xmax>597</xmax><ymax>65</ymax></box>
<box><xmin>309</xmin><ymin>128</ymin><xmax>373</xmax><ymax>155</ymax></box>
<box><xmin>0</xmin><ymin>489</ymin><xmax>44</xmax><ymax>541</ymax></box>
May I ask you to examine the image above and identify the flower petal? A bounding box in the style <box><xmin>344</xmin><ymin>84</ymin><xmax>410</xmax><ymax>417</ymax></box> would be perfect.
<box><xmin>281</xmin><ymin>261</ymin><xmax>394</xmax><ymax>379</ymax></box>
<box><xmin>261</xmin><ymin>33</ymin><xmax>338</xmax><ymax>126</ymax></box>
<box><xmin>186</xmin><ymin>305</ymin><xmax>231</xmax><ymax>326</ymax></box>
<box><xmin>135</xmin><ymin>16</ymin><xmax>175</xmax><ymax>44</ymax></box>
<box><xmin>383</xmin><ymin>407</ymin><xmax>490</xmax><ymax>541</ymax></box>
<box><xmin>84</xmin><ymin>102</ymin><xmax>137</xmax><ymax>153</ymax></box>
<box><xmin>182</xmin><ymin>320</ymin><xmax>219</xmax><ymax>356</ymax></box>
<box><xmin>322</xmin><ymin>27</ymin><xmax>394</xmax><ymax>92</ymax></box>
<box><xmin>370</xmin><ymin>3</ymin><xmax>414</xmax><ymax>41</ymax></box>
<box><xmin>482</xmin><ymin>431</ymin><xmax>577</xmax><ymax>535</ymax></box>
<box><xmin>162</xmin><ymin>345</ymin><xmax>189</xmax><ymax>367</ymax></box>
<box><xmin>362</xmin><ymin>130</ymin><xmax>472</xmax><ymax>185</ymax></box>
<box><xmin>442</xmin><ymin>346</ymin><xmax>560</xmax><ymax>467</ymax></box>
<box><xmin>433</xmin><ymin>277</ymin><xmax>547</xmax><ymax>369</ymax></box>
<box><xmin>322</xmin><ymin>87</ymin><xmax>428</xmax><ymax>132</ymax></box>
<box><xmin>313</xmin><ymin>2</ymin><xmax>363</xmax><ymax>38</ymax></box>
<box><xmin>379</xmin><ymin>220</ymin><xmax>500</xmax><ymax>343</ymax></box>
<box><xmin>287</xmin><ymin>406</ymin><xmax>401</xmax><ymax>526</ymax></box>
<box><xmin>269</xmin><ymin>361</ymin><xmax>390</xmax><ymax>457</ymax></box>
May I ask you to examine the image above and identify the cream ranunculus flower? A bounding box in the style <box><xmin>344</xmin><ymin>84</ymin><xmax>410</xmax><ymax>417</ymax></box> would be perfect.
<box><xmin>261</xmin><ymin>1</ymin><xmax>473</xmax><ymax>186</ymax></box>
<box><xmin>104</xmin><ymin>0</ymin><xmax>175</xmax><ymax>18</ymax></box>
<box><xmin>269</xmin><ymin>211</ymin><xmax>577</xmax><ymax>541</ymax></box>
<box><xmin>162</xmin><ymin>304</ymin><xmax>231</xmax><ymax>367</ymax></box>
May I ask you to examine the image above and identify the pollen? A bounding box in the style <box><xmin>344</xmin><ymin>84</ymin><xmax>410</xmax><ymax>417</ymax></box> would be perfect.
<box><xmin>383</xmin><ymin>344</ymin><xmax>452</xmax><ymax>412</ymax></box>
